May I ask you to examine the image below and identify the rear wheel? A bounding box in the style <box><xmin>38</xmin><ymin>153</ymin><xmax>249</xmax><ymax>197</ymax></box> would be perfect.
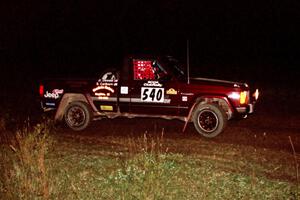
<box><xmin>193</xmin><ymin>103</ymin><xmax>227</xmax><ymax>138</ymax></box>
<box><xmin>64</xmin><ymin>101</ymin><xmax>92</xmax><ymax>131</ymax></box>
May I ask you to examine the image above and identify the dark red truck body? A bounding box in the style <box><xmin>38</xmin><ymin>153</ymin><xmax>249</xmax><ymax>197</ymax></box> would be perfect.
<box><xmin>40</xmin><ymin>55</ymin><xmax>259</xmax><ymax>137</ymax></box>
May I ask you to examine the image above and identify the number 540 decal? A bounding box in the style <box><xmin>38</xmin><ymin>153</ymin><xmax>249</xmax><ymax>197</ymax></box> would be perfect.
<box><xmin>141</xmin><ymin>87</ymin><xmax>164</xmax><ymax>103</ymax></box>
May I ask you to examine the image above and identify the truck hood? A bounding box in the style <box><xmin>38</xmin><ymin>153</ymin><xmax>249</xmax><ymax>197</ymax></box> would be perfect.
<box><xmin>190</xmin><ymin>77</ymin><xmax>248</xmax><ymax>88</ymax></box>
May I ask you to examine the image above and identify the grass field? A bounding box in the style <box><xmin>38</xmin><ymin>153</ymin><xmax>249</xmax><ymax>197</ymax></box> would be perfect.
<box><xmin>0</xmin><ymin>118</ymin><xmax>299</xmax><ymax>200</ymax></box>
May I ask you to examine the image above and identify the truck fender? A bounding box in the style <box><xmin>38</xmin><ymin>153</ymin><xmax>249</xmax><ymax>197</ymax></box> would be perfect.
<box><xmin>54</xmin><ymin>93</ymin><xmax>92</xmax><ymax>121</ymax></box>
<box><xmin>182</xmin><ymin>96</ymin><xmax>233</xmax><ymax>133</ymax></box>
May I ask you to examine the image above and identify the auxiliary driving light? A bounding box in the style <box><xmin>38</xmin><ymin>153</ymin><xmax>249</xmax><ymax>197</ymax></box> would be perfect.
<box><xmin>239</xmin><ymin>91</ymin><xmax>247</xmax><ymax>104</ymax></box>
<box><xmin>253</xmin><ymin>89</ymin><xmax>259</xmax><ymax>100</ymax></box>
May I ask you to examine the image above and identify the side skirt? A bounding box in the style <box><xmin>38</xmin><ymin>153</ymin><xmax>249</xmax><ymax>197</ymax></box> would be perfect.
<box><xmin>93</xmin><ymin>111</ymin><xmax>187</xmax><ymax>122</ymax></box>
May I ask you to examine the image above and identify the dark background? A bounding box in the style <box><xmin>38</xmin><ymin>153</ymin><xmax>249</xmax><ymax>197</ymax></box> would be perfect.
<box><xmin>1</xmin><ymin>0</ymin><xmax>300</xmax><ymax>94</ymax></box>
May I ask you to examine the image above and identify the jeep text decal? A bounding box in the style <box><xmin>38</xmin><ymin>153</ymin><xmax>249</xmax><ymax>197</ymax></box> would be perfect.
<box><xmin>44</xmin><ymin>89</ymin><xmax>64</xmax><ymax>99</ymax></box>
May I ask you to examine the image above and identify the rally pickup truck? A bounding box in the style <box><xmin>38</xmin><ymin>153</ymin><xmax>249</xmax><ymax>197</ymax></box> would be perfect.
<box><xmin>39</xmin><ymin>55</ymin><xmax>259</xmax><ymax>138</ymax></box>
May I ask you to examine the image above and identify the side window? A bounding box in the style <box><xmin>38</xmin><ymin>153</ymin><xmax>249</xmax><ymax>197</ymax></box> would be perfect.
<box><xmin>133</xmin><ymin>59</ymin><xmax>155</xmax><ymax>80</ymax></box>
<box><xmin>98</xmin><ymin>69</ymin><xmax>119</xmax><ymax>83</ymax></box>
<box><xmin>152</xmin><ymin>60</ymin><xmax>168</xmax><ymax>80</ymax></box>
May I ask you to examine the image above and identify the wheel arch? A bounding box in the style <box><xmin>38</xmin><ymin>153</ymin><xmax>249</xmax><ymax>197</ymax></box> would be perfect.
<box><xmin>54</xmin><ymin>93</ymin><xmax>92</xmax><ymax>121</ymax></box>
<box><xmin>191</xmin><ymin>95</ymin><xmax>234</xmax><ymax>121</ymax></box>
<box><xmin>182</xmin><ymin>95</ymin><xmax>233</xmax><ymax>133</ymax></box>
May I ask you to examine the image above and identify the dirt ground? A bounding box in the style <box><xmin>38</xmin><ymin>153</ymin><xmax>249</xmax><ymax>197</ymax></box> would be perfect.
<box><xmin>57</xmin><ymin>101</ymin><xmax>300</xmax><ymax>155</ymax></box>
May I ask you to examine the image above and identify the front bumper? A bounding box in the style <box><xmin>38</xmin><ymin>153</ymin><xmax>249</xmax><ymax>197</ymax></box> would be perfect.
<box><xmin>235</xmin><ymin>88</ymin><xmax>259</xmax><ymax>117</ymax></box>
<box><xmin>236</xmin><ymin>102</ymin><xmax>256</xmax><ymax>115</ymax></box>
<box><xmin>247</xmin><ymin>103</ymin><xmax>254</xmax><ymax>114</ymax></box>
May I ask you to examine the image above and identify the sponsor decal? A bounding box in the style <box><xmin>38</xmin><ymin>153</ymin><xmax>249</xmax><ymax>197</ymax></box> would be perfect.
<box><xmin>141</xmin><ymin>87</ymin><xmax>164</xmax><ymax>103</ymax></box>
<box><xmin>100</xmin><ymin>105</ymin><xmax>113</xmax><ymax>111</ymax></box>
<box><xmin>93</xmin><ymin>86</ymin><xmax>114</xmax><ymax>93</ymax></box>
<box><xmin>181</xmin><ymin>92</ymin><xmax>194</xmax><ymax>96</ymax></box>
<box><xmin>182</xmin><ymin>96</ymin><xmax>188</xmax><ymax>102</ymax></box>
<box><xmin>96</xmin><ymin>82</ymin><xmax>115</xmax><ymax>86</ymax></box>
<box><xmin>143</xmin><ymin>81</ymin><xmax>162</xmax><ymax>87</ymax></box>
<box><xmin>120</xmin><ymin>86</ymin><xmax>129</xmax><ymax>94</ymax></box>
<box><xmin>164</xmin><ymin>99</ymin><xmax>171</xmax><ymax>103</ymax></box>
<box><xmin>96</xmin><ymin>96</ymin><xmax>109</xmax><ymax>100</ymax></box>
<box><xmin>93</xmin><ymin>86</ymin><xmax>115</xmax><ymax>99</ymax></box>
<box><xmin>44</xmin><ymin>89</ymin><xmax>64</xmax><ymax>99</ymax></box>
<box><xmin>166</xmin><ymin>88</ymin><xmax>177</xmax><ymax>95</ymax></box>
<box><xmin>45</xmin><ymin>102</ymin><xmax>55</xmax><ymax>106</ymax></box>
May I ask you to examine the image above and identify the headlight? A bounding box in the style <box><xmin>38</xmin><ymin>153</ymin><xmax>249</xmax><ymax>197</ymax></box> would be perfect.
<box><xmin>228</xmin><ymin>92</ymin><xmax>240</xmax><ymax>100</ymax></box>
<box><xmin>228</xmin><ymin>91</ymin><xmax>248</xmax><ymax>105</ymax></box>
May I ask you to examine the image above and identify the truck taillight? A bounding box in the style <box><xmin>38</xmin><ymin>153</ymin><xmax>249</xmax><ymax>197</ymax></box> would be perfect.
<box><xmin>39</xmin><ymin>84</ymin><xmax>44</xmax><ymax>97</ymax></box>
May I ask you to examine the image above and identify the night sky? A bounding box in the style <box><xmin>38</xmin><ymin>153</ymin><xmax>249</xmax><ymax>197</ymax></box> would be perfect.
<box><xmin>1</xmin><ymin>0</ymin><xmax>300</xmax><ymax>87</ymax></box>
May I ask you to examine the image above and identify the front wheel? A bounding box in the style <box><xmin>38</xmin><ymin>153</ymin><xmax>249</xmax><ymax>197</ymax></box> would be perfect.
<box><xmin>64</xmin><ymin>101</ymin><xmax>92</xmax><ymax>131</ymax></box>
<box><xmin>193</xmin><ymin>103</ymin><xmax>227</xmax><ymax>138</ymax></box>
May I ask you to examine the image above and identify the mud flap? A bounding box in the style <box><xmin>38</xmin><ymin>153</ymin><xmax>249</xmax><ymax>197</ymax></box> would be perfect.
<box><xmin>182</xmin><ymin>102</ymin><xmax>197</xmax><ymax>133</ymax></box>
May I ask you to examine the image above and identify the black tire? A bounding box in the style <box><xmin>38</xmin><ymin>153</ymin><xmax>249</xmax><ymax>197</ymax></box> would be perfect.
<box><xmin>64</xmin><ymin>101</ymin><xmax>92</xmax><ymax>131</ymax></box>
<box><xmin>193</xmin><ymin>103</ymin><xmax>227</xmax><ymax>138</ymax></box>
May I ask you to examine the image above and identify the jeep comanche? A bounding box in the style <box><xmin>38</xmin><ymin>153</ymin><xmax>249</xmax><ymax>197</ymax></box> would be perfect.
<box><xmin>39</xmin><ymin>55</ymin><xmax>259</xmax><ymax>138</ymax></box>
